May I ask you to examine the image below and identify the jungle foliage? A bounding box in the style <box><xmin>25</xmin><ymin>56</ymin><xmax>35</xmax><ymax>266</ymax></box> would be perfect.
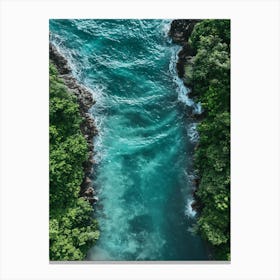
<box><xmin>188</xmin><ymin>20</ymin><xmax>230</xmax><ymax>260</ymax></box>
<box><xmin>49</xmin><ymin>63</ymin><xmax>99</xmax><ymax>261</ymax></box>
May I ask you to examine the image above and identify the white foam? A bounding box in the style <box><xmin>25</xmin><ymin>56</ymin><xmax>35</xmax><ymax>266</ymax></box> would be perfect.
<box><xmin>85</xmin><ymin>84</ymin><xmax>110</xmax><ymax>164</ymax></box>
<box><xmin>169</xmin><ymin>43</ymin><xmax>202</xmax><ymax>222</ymax></box>
<box><xmin>169</xmin><ymin>44</ymin><xmax>204</xmax><ymax>113</ymax></box>
<box><xmin>193</xmin><ymin>102</ymin><xmax>203</xmax><ymax>115</ymax></box>
<box><xmin>50</xmin><ymin>38</ymin><xmax>109</xmax><ymax>164</ymax></box>
<box><xmin>185</xmin><ymin>198</ymin><xmax>197</xmax><ymax>218</ymax></box>
<box><xmin>161</xmin><ymin>19</ymin><xmax>172</xmax><ymax>39</ymax></box>
<box><xmin>187</xmin><ymin>123</ymin><xmax>199</xmax><ymax>143</ymax></box>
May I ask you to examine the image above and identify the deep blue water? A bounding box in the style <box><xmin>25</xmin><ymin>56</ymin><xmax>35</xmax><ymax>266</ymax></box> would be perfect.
<box><xmin>50</xmin><ymin>19</ymin><xmax>208</xmax><ymax>261</ymax></box>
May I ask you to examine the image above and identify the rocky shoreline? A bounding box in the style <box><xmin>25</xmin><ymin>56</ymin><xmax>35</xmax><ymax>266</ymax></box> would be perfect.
<box><xmin>169</xmin><ymin>20</ymin><xmax>231</xmax><ymax>260</ymax></box>
<box><xmin>169</xmin><ymin>20</ymin><xmax>202</xmax><ymax>211</ymax></box>
<box><xmin>49</xmin><ymin>42</ymin><xmax>98</xmax><ymax>205</ymax></box>
<box><xmin>169</xmin><ymin>19</ymin><xmax>207</xmax><ymax>122</ymax></box>
<box><xmin>169</xmin><ymin>19</ymin><xmax>199</xmax><ymax>80</ymax></box>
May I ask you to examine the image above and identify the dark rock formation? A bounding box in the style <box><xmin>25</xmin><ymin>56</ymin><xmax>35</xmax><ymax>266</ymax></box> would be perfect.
<box><xmin>177</xmin><ymin>44</ymin><xmax>195</xmax><ymax>78</ymax></box>
<box><xmin>169</xmin><ymin>19</ymin><xmax>200</xmax><ymax>78</ymax></box>
<box><xmin>49</xmin><ymin>43</ymin><xmax>71</xmax><ymax>75</ymax></box>
<box><xmin>190</xmin><ymin>110</ymin><xmax>207</xmax><ymax>122</ymax></box>
<box><xmin>170</xmin><ymin>20</ymin><xmax>204</xmax><ymax>216</ymax></box>
<box><xmin>169</xmin><ymin>19</ymin><xmax>200</xmax><ymax>45</ymax></box>
<box><xmin>191</xmin><ymin>181</ymin><xmax>203</xmax><ymax>213</ymax></box>
<box><xmin>83</xmin><ymin>185</ymin><xmax>98</xmax><ymax>204</ymax></box>
<box><xmin>49</xmin><ymin>42</ymin><xmax>98</xmax><ymax>205</ymax></box>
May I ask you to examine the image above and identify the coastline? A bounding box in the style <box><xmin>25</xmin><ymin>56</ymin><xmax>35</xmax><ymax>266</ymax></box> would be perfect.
<box><xmin>49</xmin><ymin>42</ymin><xmax>98</xmax><ymax>205</ymax></box>
<box><xmin>169</xmin><ymin>19</ymin><xmax>211</xmax><ymax>255</ymax></box>
<box><xmin>169</xmin><ymin>19</ymin><xmax>231</xmax><ymax>260</ymax></box>
<box><xmin>169</xmin><ymin>19</ymin><xmax>202</xmax><ymax>210</ymax></box>
<box><xmin>169</xmin><ymin>20</ymin><xmax>199</xmax><ymax>80</ymax></box>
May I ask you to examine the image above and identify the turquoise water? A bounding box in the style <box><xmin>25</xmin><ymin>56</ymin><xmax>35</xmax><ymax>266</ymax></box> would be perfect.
<box><xmin>50</xmin><ymin>19</ymin><xmax>208</xmax><ymax>261</ymax></box>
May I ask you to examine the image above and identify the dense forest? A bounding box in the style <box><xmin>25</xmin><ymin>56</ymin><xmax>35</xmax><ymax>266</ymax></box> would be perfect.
<box><xmin>48</xmin><ymin>19</ymin><xmax>230</xmax><ymax>261</ymax></box>
<box><xmin>187</xmin><ymin>20</ymin><xmax>230</xmax><ymax>260</ymax></box>
<box><xmin>49</xmin><ymin>63</ymin><xmax>99</xmax><ymax>260</ymax></box>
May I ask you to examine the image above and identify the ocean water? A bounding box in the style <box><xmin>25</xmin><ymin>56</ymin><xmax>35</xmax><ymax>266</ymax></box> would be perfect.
<box><xmin>49</xmin><ymin>19</ymin><xmax>208</xmax><ymax>261</ymax></box>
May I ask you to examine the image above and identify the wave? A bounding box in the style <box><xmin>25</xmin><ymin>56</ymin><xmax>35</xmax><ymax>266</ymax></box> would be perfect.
<box><xmin>187</xmin><ymin>123</ymin><xmax>199</xmax><ymax>144</ymax></box>
<box><xmin>168</xmin><ymin>34</ymin><xmax>204</xmax><ymax>220</ymax></box>
<box><xmin>169</xmin><ymin>45</ymin><xmax>203</xmax><ymax>114</ymax></box>
<box><xmin>185</xmin><ymin>198</ymin><xmax>197</xmax><ymax>218</ymax></box>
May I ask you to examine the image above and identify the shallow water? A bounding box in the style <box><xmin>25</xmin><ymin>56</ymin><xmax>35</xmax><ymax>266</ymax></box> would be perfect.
<box><xmin>50</xmin><ymin>19</ymin><xmax>208</xmax><ymax>261</ymax></box>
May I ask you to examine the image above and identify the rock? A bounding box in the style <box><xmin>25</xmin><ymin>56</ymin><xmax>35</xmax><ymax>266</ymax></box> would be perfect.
<box><xmin>50</xmin><ymin>43</ymin><xmax>95</xmax><ymax>113</ymax></box>
<box><xmin>81</xmin><ymin>176</ymin><xmax>92</xmax><ymax>190</ymax></box>
<box><xmin>193</xmin><ymin>178</ymin><xmax>200</xmax><ymax>187</ymax></box>
<box><xmin>169</xmin><ymin>20</ymin><xmax>199</xmax><ymax>82</ymax></box>
<box><xmin>84</xmin><ymin>187</ymin><xmax>95</xmax><ymax>196</ymax></box>
<box><xmin>191</xmin><ymin>200</ymin><xmax>201</xmax><ymax>212</ymax></box>
<box><xmin>176</xmin><ymin>43</ymin><xmax>196</xmax><ymax>78</ymax></box>
<box><xmin>169</xmin><ymin>19</ymin><xmax>200</xmax><ymax>44</ymax></box>
<box><xmin>49</xmin><ymin>43</ymin><xmax>71</xmax><ymax>74</ymax></box>
<box><xmin>50</xmin><ymin>42</ymin><xmax>99</xmax><ymax>207</ymax></box>
<box><xmin>87</xmin><ymin>197</ymin><xmax>94</xmax><ymax>204</ymax></box>
<box><xmin>190</xmin><ymin>110</ymin><xmax>207</xmax><ymax>121</ymax></box>
<box><xmin>84</xmin><ymin>177</ymin><xmax>91</xmax><ymax>184</ymax></box>
<box><xmin>85</xmin><ymin>167</ymin><xmax>94</xmax><ymax>177</ymax></box>
<box><xmin>87</xmin><ymin>196</ymin><xmax>99</xmax><ymax>205</ymax></box>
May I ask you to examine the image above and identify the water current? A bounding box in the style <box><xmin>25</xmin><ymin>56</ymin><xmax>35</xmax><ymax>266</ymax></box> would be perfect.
<box><xmin>50</xmin><ymin>19</ymin><xmax>208</xmax><ymax>261</ymax></box>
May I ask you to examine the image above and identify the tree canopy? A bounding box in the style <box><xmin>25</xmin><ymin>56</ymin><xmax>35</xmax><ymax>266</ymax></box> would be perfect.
<box><xmin>49</xmin><ymin>63</ymin><xmax>99</xmax><ymax>260</ymax></box>
<box><xmin>187</xmin><ymin>20</ymin><xmax>230</xmax><ymax>260</ymax></box>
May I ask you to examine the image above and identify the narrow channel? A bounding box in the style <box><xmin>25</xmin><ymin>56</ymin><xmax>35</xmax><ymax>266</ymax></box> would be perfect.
<box><xmin>50</xmin><ymin>19</ymin><xmax>208</xmax><ymax>261</ymax></box>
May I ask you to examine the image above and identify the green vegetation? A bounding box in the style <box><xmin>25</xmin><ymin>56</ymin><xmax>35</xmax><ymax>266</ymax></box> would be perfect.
<box><xmin>49</xmin><ymin>63</ymin><xmax>99</xmax><ymax>260</ymax></box>
<box><xmin>188</xmin><ymin>20</ymin><xmax>230</xmax><ymax>260</ymax></box>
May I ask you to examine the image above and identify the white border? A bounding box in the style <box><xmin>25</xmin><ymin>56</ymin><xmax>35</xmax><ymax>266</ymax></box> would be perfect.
<box><xmin>1</xmin><ymin>0</ymin><xmax>279</xmax><ymax>279</ymax></box>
